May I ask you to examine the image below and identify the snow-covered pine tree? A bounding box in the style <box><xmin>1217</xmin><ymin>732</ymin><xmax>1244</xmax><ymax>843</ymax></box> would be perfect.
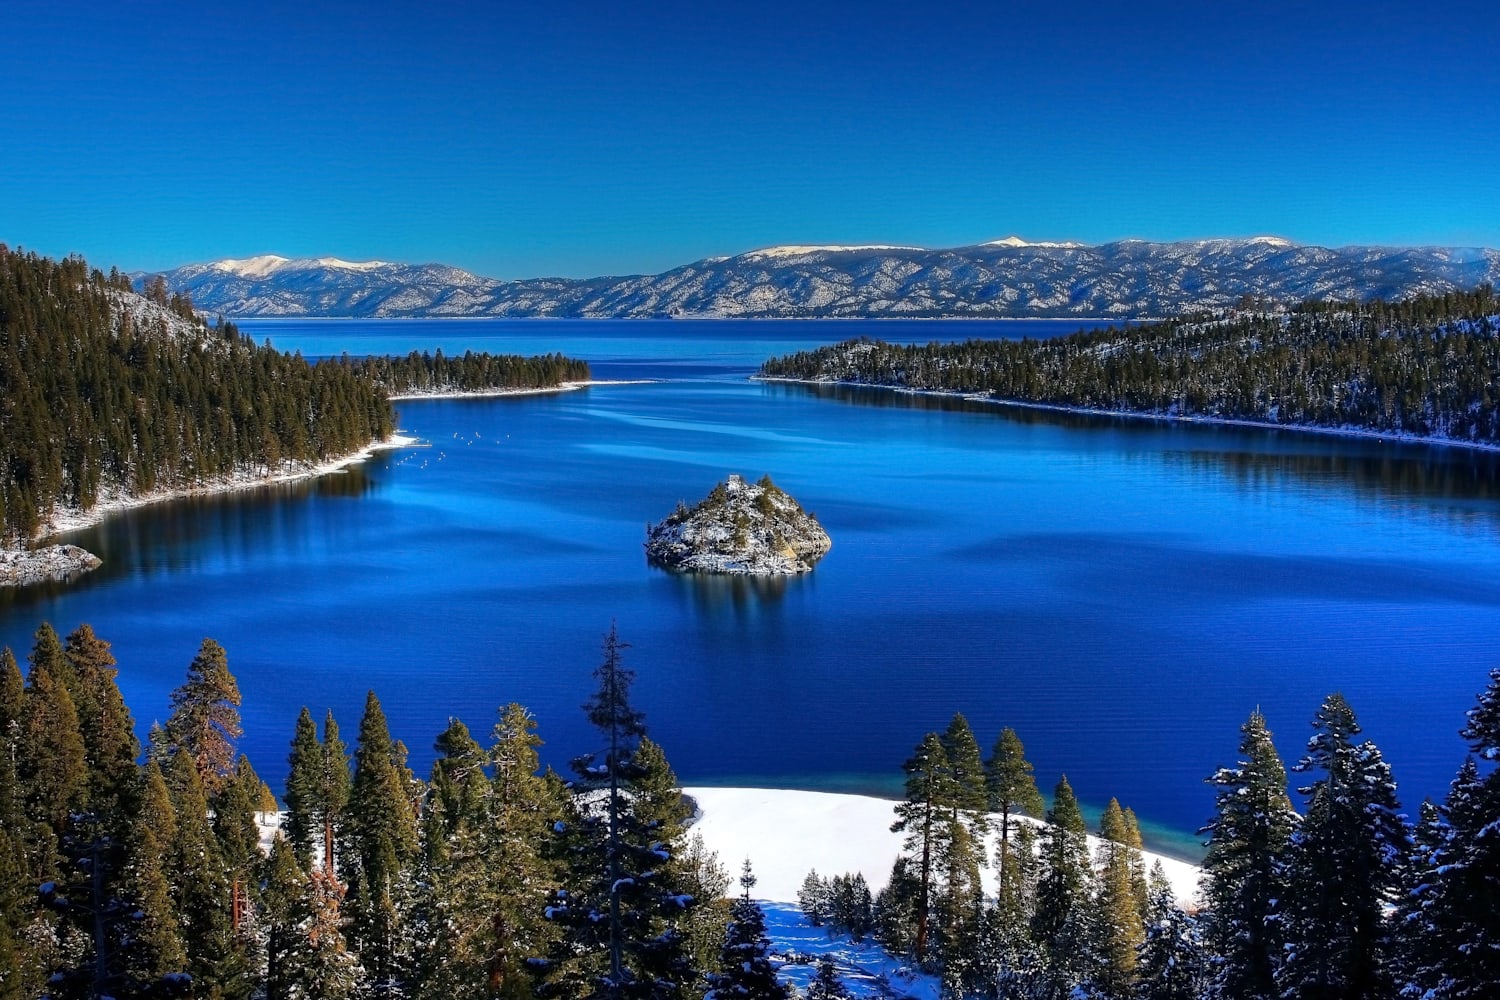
<box><xmin>530</xmin><ymin>625</ymin><xmax>699</xmax><ymax>1000</ymax></box>
<box><xmin>798</xmin><ymin>871</ymin><xmax>830</xmax><ymax>927</ymax></box>
<box><xmin>264</xmin><ymin>837</ymin><xmax>362</xmax><ymax>1000</ymax></box>
<box><xmin>1397</xmin><ymin>668</ymin><xmax>1500</xmax><ymax>999</ymax></box>
<box><xmin>937</xmin><ymin>714</ymin><xmax>988</xmax><ymax>994</ymax></box>
<box><xmin>705</xmin><ymin>861</ymin><xmax>789</xmax><ymax>1000</ymax></box>
<box><xmin>804</xmin><ymin>960</ymin><xmax>851</xmax><ymax>1000</ymax></box>
<box><xmin>1133</xmin><ymin>862</ymin><xmax>1204</xmax><ymax>1000</ymax></box>
<box><xmin>1276</xmin><ymin>693</ymin><xmax>1408</xmax><ymax>1000</ymax></box>
<box><xmin>1199</xmin><ymin>710</ymin><xmax>1296</xmax><ymax>1000</ymax></box>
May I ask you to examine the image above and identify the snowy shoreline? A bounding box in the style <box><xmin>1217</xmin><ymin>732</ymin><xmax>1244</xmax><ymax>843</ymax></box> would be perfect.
<box><xmin>754</xmin><ymin>376</ymin><xmax>1500</xmax><ymax>456</ymax></box>
<box><xmin>389</xmin><ymin>378</ymin><xmax>653</xmax><ymax>401</ymax></box>
<box><xmin>34</xmin><ymin>433</ymin><xmax>421</xmax><ymax>541</ymax></box>
<box><xmin>683</xmin><ymin>786</ymin><xmax>1202</xmax><ymax>909</ymax></box>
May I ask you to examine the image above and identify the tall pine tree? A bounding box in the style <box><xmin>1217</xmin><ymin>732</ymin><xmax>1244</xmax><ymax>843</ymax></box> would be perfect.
<box><xmin>1200</xmin><ymin>710</ymin><xmax>1296</xmax><ymax>1000</ymax></box>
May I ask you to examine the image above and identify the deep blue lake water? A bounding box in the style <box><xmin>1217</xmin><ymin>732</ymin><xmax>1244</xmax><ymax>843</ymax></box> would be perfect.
<box><xmin>7</xmin><ymin>318</ymin><xmax>1500</xmax><ymax>858</ymax></box>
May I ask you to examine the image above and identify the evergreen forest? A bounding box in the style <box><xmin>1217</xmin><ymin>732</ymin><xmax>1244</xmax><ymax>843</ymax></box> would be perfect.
<box><xmin>759</xmin><ymin>287</ymin><xmax>1500</xmax><ymax>446</ymax></box>
<box><xmin>1</xmin><ymin>617</ymin><xmax>1498</xmax><ymax>1000</ymax></box>
<box><xmin>0</xmin><ymin>246</ymin><xmax>589</xmax><ymax>545</ymax></box>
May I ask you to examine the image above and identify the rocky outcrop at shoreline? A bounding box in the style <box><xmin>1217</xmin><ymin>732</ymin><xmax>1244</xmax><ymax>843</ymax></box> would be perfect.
<box><xmin>645</xmin><ymin>475</ymin><xmax>831</xmax><ymax>575</ymax></box>
<box><xmin>0</xmin><ymin>544</ymin><xmax>103</xmax><ymax>587</ymax></box>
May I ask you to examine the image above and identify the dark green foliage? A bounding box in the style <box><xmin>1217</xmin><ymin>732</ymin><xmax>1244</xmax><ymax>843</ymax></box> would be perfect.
<box><xmin>283</xmin><ymin>707</ymin><xmax>323</xmax><ymax>871</ymax></box>
<box><xmin>1032</xmin><ymin>775</ymin><xmax>1097</xmax><ymax>993</ymax></box>
<box><xmin>337</xmin><ymin>349</ymin><xmax>589</xmax><ymax>396</ymax></box>
<box><xmin>341</xmin><ymin>691</ymin><xmax>421</xmax><ymax>995</ymax></box>
<box><xmin>706</xmin><ymin>863</ymin><xmax>789</xmax><ymax>1000</ymax></box>
<box><xmin>63</xmin><ymin>624</ymin><xmax>140</xmax><ymax>832</ymax></box>
<box><xmin>1134</xmin><ymin>863</ymin><xmax>1205</xmax><ymax>1000</ymax></box>
<box><xmin>20</xmin><ymin>630</ymin><xmax>89</xmax><ymax>837</ymax></box>
<box><xmin>1396</xmin><ymin>668</ymin><xmax>1500</xmax><ymax>999</ymax></box>
<box><xmin>128</xmin><ymin>761</ymin><xmax>187</xmax><ymax>983</ymax></box>
<box><xmin>1200</xmin><ymin>710</ymin><xmax>1297</xmax><ymax>1000</ymax></box>
<box><xmin>0</xmin><ymin>245</ymin><xmax>394</xmax><ymax>542</ymax></box>
<box><xmin>1277</xmin><ymin>693</ymin><xmax>1408</xmax><ymax>1000</ymax></box>
<box><xmin>264</xmin><ymin>839</ymin><xmax>361</xmax><ymax>1000</ymax></box>
<box><xmin>804</xmin><ymin>960</ymin><xmax>850</xmax><ymax>1000</ymax></box>
<box><xmin>163</xmin><ymin>637</ymin><xmax>244</xmax><ymax>794</ymax></box>
<box><xmin>531</xmin><ymin>626</ymin><xmax>699</xmax><ymax>1000</ymax></box>
<box><xmin>165</xmin><ymin>749</ymin><xmax>243</xmax><ymax>993</ymax></box>
<box><xmin>889</xmin><ymin>731</ymin><xmax>950</xmax><ymax>964</ymax></box>
<box><xmin>760</xmin><ymin>286</ymin><xmax>1500</xmax><ymax>446</ymax></box>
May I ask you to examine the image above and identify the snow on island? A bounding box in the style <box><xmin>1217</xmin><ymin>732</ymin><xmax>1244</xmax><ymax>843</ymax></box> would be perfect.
<box><xmin>0</xmin><ymin>544</ymin><xmax>103</xmax><ymax>588</ymax></box>
<box><xmin>645</xmin><ymin>474</ymin><xmax>831</xmax><ymax>576</ymax></box>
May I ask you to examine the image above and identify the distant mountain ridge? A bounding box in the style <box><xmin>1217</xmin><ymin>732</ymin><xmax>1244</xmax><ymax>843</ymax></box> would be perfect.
<box><xmin>144</xmin><ymin>238</ymin><xmax>1500</xmax><ymax>320</ymax></box>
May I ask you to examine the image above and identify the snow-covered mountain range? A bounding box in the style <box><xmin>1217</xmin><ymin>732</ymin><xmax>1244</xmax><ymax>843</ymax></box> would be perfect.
<box><xmin>144</xmin><ymin>238</ymin><xmax>1500</xmax><ymax>319</ymax></box>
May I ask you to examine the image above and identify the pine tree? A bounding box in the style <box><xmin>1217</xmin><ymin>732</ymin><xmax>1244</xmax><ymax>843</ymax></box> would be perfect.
<box><xmin>1276</xmin><ymin>693</ymin><xmax>1407</xmax><ymax>1000</ymax></box>
<box><xmin>705</xmin><ymin>862</ymin><xmax>789</xmax><ymax>1000</ymax></box>
<box><xmin>284</xmin><ymin>707</ymin><xmax>323</xmax><ymax>871</ymax></box>
<box><xmin>1134</xmin><ymin>862</ymin><xmax>1205</xmax><ymax>1000</ymax></box>
<box><xmin>804</xmin><ymin>960</ymin><xmax>850</xmax><ymax>1000</ymax></box>
<box><xmin>264</xmin><ymin>837</ymin><xmax>362</xmax><ymax>1000</ymax></box>
<box><xmin>20</xmin><ymin>634</ymin><xmax>89</xmax><ymax>842</ymax></box>
<box><xmin>1200</xmin><ymin>710</ymin><xmax>1297</xmax><ymax>1000</ymax></box>
<box><xmin>341</xmin><ymin>691</ymin><xmax>421</xmax><ymax>997</ymax></box>
<box><xmin>890</xmin><ymin>731</ymin><xmax>950</xmax><ymax>965</ymax></box>
<box><xmin>1032</xmin><ymin>775</ymin><xmax>1096</xmax><ymax>996</ymax></box>
<box><xmin>985</xmin><ymin>727</ymin><xmax>1045</xmax><ymax>908</ymax></box>
<box><xmin>531</xmin><ymin>625</ymin><xmax>698</xmax><ymax>1000</ymax></box>
<box><xmin>936</xmin><ymin>714</ymin><xmax>988</xmax><ymax>993</ymax></box>
<box><xmin>1096</xmin><ymin>798</ymin><xmax>1147</xmax><ymax>997</ymax></box>
<box><xmin>163</xmin><ymin>637</ymin><xmax>244</xmax><ymax>794</ymax></box>
<box><xmin>165</xmin><ymin>748</ymin><xmax>242</xmax><ymax>993</ymax></box>
<box><xmin>62</xmin><ymin>624</ymin><xmax>140</xmax><ymax>831</ymax></box>
<box><xmin>1399</xmin><ymin>668</ymin><xmax>1500</xmax><ymax>999</ymax></box>
<box><xmin>319</xmin><ymin>710</ymin><xmax>352</xmax><ymax>874</ymax></box>
<box><xmin>128</xmin><ymin>760</ymin><xmax>187</xmax><ymax>983</ymax></box>
<box><xmin>798</xmin><ymin>871</ymin><xmax>830</xmax><ymax>927</ymax></box>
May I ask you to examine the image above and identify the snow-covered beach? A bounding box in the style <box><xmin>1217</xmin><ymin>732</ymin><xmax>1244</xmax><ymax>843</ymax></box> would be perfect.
<box><xmin>389</xmin><ymin>378</ymin><xmax>653</xmax><ymax>401</ymax></box>
<box><xmin>683</xmin><ymin>786</ymin><xmax>1202</xmax><ymax>908</ymax></box>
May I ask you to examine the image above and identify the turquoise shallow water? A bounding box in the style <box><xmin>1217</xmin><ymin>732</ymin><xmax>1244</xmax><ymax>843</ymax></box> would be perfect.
<box><xmin>6</xmin><ymin>318</ymin><xmax>1500</xmax><ymax>859</ymax></box>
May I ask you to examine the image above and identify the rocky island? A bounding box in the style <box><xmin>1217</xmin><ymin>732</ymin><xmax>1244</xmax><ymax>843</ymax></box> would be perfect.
<box><xmin>0</xmin><ymin>544</ymin><xmax>103</xmax><ymax>588</ymax></box>
<box><xmin>645</xmin><ymin>474</ymin><xmax>831</xmax><ymax>575</ymax></box>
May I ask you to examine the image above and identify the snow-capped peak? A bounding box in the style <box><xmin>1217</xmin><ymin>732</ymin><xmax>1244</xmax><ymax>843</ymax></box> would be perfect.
<box><xmin>209</xmin><ymin>255</ymin><xmax>388</xmax><ymax>278</ymax></box>
<box><xmin>741</xmin><ymin>244</ymin><xmax>925</xmax><ymax>259</ymax></box>
<box><xmin>983</xmin><ymin>236</ymin><xmax>1087</xmax><ymax>249</ymax></box>
<box><xmin>212</xmin><ymin>254</ymin><xmax>292</xmax><ymax>278</ymax></box>
<box><xmin>1245</xmin><ymin>236</ymin><xmax>1295</xmax><ymax>248</ymax></box>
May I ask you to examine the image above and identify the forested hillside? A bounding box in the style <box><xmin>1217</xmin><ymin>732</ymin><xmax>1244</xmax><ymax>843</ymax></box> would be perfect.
<box><xmin>0</xmin><ymin>247</ymin><xmax>393</xmax><ymax>543</ymax></box>
<box><xmin>3</xmin><ymin>620</ymin><xmax>1498</xmax><ymax>999</ymax></box>
<box><xmin>0</xmin><ymin>247</ymin><xmax>590</xmax><ymax>547</ymax></box>
<box><xmin>760</xmin><ymin>287</ymin><xmax>1500</xmax><ymax>446</ymax></box>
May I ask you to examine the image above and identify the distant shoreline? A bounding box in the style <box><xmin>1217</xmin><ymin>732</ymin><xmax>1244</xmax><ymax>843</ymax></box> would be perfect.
<box><xmin>754</xmin><ymin>376</ymin><xmax>1500</xmax><ymax>457</ymax></box>
<box><xmin>389</xmin><ymin>378</ymin><xmax>652</xmax><ymax>401</ymax></box>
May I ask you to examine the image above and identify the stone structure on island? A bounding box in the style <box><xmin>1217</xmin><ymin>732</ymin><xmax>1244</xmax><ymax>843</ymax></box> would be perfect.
<box><xmin>645</xmin><ymin>474</ymin><xmax>831</xmax><ymax>575</ymax></box>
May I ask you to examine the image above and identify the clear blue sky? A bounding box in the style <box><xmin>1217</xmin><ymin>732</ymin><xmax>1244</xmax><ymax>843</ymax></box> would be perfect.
<box><xmin>2</xmin><ymin>0</ymin><xmax>1496</xmax><ymax>278</ymax></box>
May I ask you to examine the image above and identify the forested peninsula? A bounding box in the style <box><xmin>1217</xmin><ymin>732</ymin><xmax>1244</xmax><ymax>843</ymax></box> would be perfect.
<box><xmin>0</xmin><ymin>246</ymin><xmax>589</xmax><ymax>567</ymax></box>
<box><xmin>759</xmin><ymin>287</ymin><xmax>1500</xmax><ymax>448</ymax></box>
